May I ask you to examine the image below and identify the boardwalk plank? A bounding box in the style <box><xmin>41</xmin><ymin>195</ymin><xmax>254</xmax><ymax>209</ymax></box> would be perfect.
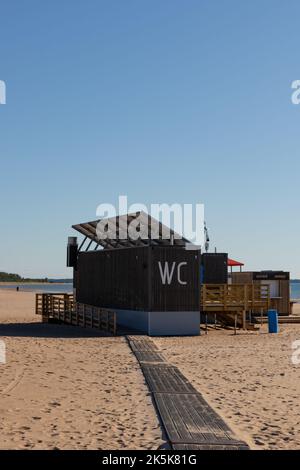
<box><xmin>141</xmin><ymin>364</ymin><xmax>198</xmax><ymax>394</ymax></box>
<box><xmin>154</xmin><ymin>393</ymin><xmax>245</xmax><ymax>446</ymax></box>
<box><xmin>134</xmin><ymin>351</ymin><xmax>165</xmax><ymax>363</ymax></box>
<box><xmin>127</xmin><ymin>335</ymin><xmax>250</xmax><ymax>450</ymax></box>
<box><xmin>128</xmin><ymin>337</ymin><xmax>159</xmax><ymax>352</ymax></box>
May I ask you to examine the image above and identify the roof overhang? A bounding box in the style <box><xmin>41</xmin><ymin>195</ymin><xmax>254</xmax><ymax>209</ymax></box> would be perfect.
<box><xmin>72</xmin><ymin>211</ymin><xmax>192</xmax><ymax>250</ymax></box>
<box><xmin>228</xmin><ymin>258</ymin><xmax>244</xmax><ymax>267</ymax></box>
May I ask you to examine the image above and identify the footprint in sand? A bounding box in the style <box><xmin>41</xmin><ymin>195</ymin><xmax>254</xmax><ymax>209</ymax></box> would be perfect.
<box><xmin>49</xmin><ymin>401</ymin><xmax>61</xmax><ymax>407</ymax></box>
<box><xmin>254</xmin><ymin>439</ymin><xmax>264</xmax><ymax>446</ymax></box>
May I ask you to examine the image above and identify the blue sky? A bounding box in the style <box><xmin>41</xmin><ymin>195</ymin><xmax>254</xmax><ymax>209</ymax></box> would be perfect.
<box><xmin>0</xmin><ymin>0</ymin><xmax>300</xmax><ymax>278</ymax></box>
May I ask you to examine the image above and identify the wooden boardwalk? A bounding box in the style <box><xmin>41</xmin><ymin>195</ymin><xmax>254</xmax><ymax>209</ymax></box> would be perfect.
<box><xmin>127</xmin><ymin>335</ymin><xmax>249</xmax><ymax>451</ymax></box>
<box><xmin>36</xmin><ymin>294</ymin><xmax>117</xmax><ymax>335</ymax></box>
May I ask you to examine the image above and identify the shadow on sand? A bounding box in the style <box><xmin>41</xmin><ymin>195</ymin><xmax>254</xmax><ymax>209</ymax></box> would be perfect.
<box><xmin>0</xmin><ymin>321</ymin><xmax>115</xmax><ymax>339</ymax></box>
<box><xmin>0</xmin><ymin>321</ymin><xmax>144</xmax><ymax>339</ymax></box>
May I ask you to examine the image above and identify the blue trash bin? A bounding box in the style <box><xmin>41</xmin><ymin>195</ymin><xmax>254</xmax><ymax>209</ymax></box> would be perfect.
<box><xmin>268</xmin><ymin>309</ymin><xmax>279</xmax><ymax>334</ymax></box>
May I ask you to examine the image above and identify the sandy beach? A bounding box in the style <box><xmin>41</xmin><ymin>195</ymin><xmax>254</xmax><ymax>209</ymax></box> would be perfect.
<box><xmin>154</xmin><ymin>305</ymin><xmax>300</xmax><ymax>450</ymax></box>
<box><xmin>0</xmin><ymin>290</ymin><xmax>163</xmax><ymax>450</ymax></box>
<box><xmin>1</xmin><ymin>289</ymin><xmax>300</xmax><ymax>450</ymax></box>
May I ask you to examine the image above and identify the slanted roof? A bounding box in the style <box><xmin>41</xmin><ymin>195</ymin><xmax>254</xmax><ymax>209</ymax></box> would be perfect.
<box><xmin>72</xmin><ymin>211</ymin><xmax>191</xmax><ymax>250</ymax></box>
<box><xmin>228</xmin><ymin>258</ymin><xmax>244</xmax><ymax>267</ymax></box>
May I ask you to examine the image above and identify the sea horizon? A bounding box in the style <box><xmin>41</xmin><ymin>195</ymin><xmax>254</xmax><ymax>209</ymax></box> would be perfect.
<box><xmin>0</xmin><ymin>282</ymin><xmax>73</xmax><ymax>294</ymax></box>
<box><xmin>0</xmin><ymin>280</ymin><xmax>299</xmax><ymax>300</ymax></box>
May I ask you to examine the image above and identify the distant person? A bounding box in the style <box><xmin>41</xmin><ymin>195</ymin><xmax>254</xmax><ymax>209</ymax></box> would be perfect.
<box><xmin>16</xmin><ymin>286</ymin><xmax>19</xmax><ymax>292</ymax></box>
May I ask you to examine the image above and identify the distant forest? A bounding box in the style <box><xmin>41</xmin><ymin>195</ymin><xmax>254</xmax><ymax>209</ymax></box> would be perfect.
<box><xmin>0</xmin><ymin>272</ymin><xmax>48</xmax><ymax>282</ymax></box>
<box><xmin>0</xmin><ymin>272</ymin><xmax>72</xmax><ymax>283</ymax></box>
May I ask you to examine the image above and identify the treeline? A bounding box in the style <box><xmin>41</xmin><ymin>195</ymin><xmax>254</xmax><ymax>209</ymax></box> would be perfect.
<box><xmin>0</xmin><ymin>272</ymin><xmax>48</xmax><ymax>283</ymax></box>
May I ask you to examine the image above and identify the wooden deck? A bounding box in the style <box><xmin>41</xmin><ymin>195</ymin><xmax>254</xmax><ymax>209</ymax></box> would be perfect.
<box><xmin>201</xmin><ymin>284</ymin><xmax>270</xmax><ymax>331</ymax></box>
<box><xmin>35</xmin><ymin>293</ymin><xmax>117</xmax><ymax>335</ymax></box>
<box><xmin>253</xmin><ymin>315</ymin><xmax>300</xmax><ymax>324</ymax></box>
<box><xmin>127</xmin><ymin>335</ymin><xmax>249</xmax><ymax>450</ymax></box>
<box><xmin>201</xmin><ymin>284</ymin><xmax>270</xmax><ymax>312</ymax></box>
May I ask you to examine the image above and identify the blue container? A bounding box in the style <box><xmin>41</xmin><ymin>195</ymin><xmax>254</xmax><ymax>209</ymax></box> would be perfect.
<box><xmin>268</xmin><ymin>309</ymin><xmax>279</xmax><ymax>333</ymax></box>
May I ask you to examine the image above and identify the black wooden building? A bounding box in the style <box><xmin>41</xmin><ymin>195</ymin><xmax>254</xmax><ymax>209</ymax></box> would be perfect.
<box><xmin>67</xmin><ymin>212</ymin><xmax>201</xmax><ymax>335</ymax></box>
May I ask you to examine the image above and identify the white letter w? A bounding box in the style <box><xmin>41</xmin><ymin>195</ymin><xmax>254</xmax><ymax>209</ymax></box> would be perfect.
<box><xmin>158</xmin><ymin>261</ymin><xmax>176</xmax><ymax>285</ymax></box>
<box><xmin>0</xmin><ymin>80</ymin><xmax>6</xmax><ymax>105</ymax></box>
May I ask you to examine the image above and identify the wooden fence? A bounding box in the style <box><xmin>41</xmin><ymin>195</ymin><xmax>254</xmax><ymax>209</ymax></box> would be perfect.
<box><xmin>36</xmin><ymin>293</ymin><xmax>117</xmax><ymax>335</ymax></box>
<box><xmin>201</xmin><ymin>283</ymin><xmax>270</xmax><ymax>312</ymax></box>
<box><xmin>201</xmin><ymin>283</ymin><xmax>270</xmax><ymax>332</ymax></box>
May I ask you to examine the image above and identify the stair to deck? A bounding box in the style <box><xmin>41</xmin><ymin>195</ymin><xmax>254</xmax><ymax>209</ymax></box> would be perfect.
<box><xmin>253</xmin><ymin>315</ymin><xmax>300</xmax><ymax>324</ymax></box>
<box><xmin>216</xmin><ymin>312</ymin><xmax>259</xmax><ymax>330</ymax></box>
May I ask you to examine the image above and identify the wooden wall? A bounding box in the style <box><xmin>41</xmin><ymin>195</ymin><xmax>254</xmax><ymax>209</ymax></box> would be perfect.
<box><xmin>150</xmin><ymin>246</ymin><xmax>200</xmax><ymax>312</ymax></box>
<box><xmin>201</xmin><ymin>253</ymin><xmax>228</xmax><ymax>284</ymax></box>
<box><xmin>76</xmin><ymin>245</ymin><xmax>201</xmax><ymax>312</ymax></box>
<box><xmin>278</xmin><ymin>280</ymin><xmax>290</xmax><ymax>315</ymax></box>
<box><xmin>231</xmin><ymin>272</ymin><xmax>253</xmax><ymax>284</ymax></box>
<box><xmin>231</xmin><ymin>272</ymin><xmax>290</xmax><ymax>315</ymax></box>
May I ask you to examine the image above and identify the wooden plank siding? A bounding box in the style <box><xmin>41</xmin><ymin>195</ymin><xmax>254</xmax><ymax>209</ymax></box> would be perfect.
<box><xmin>150</xmin><ymin>247</ymin><xmax>201</xmax><ymax>312</ymax></box>
<box><xmin>231</xmin><ymin>272</ymin><xmax>290</xmax><ymax>315</ymax></box>
<box><xmin>76</xmin><ymin>247</ymin><xmax>150</xmax><ymax>311</ymax></box>
<box><xmin>76</xmin><ymin>246</ymin><xmax>201</xmax><ymax>312</ymax></box>
<box><xmin>201</xmin><ymin>284</ymin><xmax>270</xmax><ymax>312</ymax></box>
<box><xmin>279</xmin><ymin>280</ymin><xmax>291</xmax><ymax>315</ymax></box>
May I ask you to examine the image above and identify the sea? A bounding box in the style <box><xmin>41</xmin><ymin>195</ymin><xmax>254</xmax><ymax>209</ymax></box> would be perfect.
<box><xmin>291</xmin><ymin>282</ymin><xmax>300</xmax><ymax>301</ymax></box>
<box><xmin>0</xmin><ymin>283</ymin><xmax>73</xmax><ymax>294</ymax></box>
<box><xmin>0</xmin><ymin>281</ymin><xmax>299</xmax><ymax>300</ymax></box>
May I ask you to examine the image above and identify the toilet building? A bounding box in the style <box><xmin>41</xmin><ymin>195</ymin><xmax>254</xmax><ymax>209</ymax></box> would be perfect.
<box><xmin>68</xmin><ymin>212</ymin><xmax>201</xmax><ymax>335</ymax></box>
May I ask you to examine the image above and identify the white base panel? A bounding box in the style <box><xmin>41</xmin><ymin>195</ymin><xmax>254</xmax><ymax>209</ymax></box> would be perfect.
<box><xmin>115</xmin><ymin>309</ymin><xmax>200</xmax><ymax>336</ymax></box>
<box><xmin>115</xmin><ymin>309</ymin><xmax>149</xmax><ymax>333</ymax></box>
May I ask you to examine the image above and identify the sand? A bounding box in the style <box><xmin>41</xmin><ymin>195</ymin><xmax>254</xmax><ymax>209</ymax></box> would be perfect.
<box><xmin>293</xmin><ymin>303</ymin><xmax>300</xmax><ymax>315</ymax></box>
<box><xmin>153</xmin><ymin>311</ymin><xmax>300</xmax><ymax>450</ymax></box>
<box><xmin>0</xmin><ymin>290</ymin><xmax>163</xmax><ymax>450</ymax></box>
<box><xmin>1</xmin><ymin>289</ymin><xmax>300</xmax><ymax>450</ymax></box>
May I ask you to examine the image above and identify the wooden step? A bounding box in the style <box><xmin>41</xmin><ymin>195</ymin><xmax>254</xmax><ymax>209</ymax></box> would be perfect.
<box><xmin>254</xmin><ymin>316</ymin><xmax>300</xmax><ymax>324</ymax></box>
<box><xmin>245</xmin><ymin>323</ymin><xmax>260</xmax><ymax>331</ymax></box>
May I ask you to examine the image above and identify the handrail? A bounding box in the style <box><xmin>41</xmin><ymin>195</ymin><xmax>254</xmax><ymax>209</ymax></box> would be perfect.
<box><xmin>201</xmin><ymin>283</ymin><xmax>270</xmax><ymax>312</ymax></box>
<box><xmin>35</xmin><ymin>293</ymin><xmax>116</xmax><ymax>335</ymax></box>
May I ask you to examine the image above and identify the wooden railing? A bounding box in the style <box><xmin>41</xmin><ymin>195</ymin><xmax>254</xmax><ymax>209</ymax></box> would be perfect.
<box><xmin>75</xmin><ymin>303</ymin><xmax>116</xmax><ymax>334</ymax></box>
<box><xmin>35</xmin><ymin>293</ymin><xmax>116</xmax><ymax>335</ymax></box>
<box><xmin>201</xmin><ymin>284</ymin><xmax>270</xmax><ymax>312</ymax></box>
<box><xmin>35</xmin><ymin>293</ymin><xmax>73</xmax><ymax>317</ymax></box>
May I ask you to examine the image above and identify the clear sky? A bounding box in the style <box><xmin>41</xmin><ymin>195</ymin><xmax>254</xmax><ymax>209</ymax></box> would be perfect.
<box><xmin>0</xmin><ymin>0</ymin><xmax>300</xmax><ymax>278</ymax></box>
